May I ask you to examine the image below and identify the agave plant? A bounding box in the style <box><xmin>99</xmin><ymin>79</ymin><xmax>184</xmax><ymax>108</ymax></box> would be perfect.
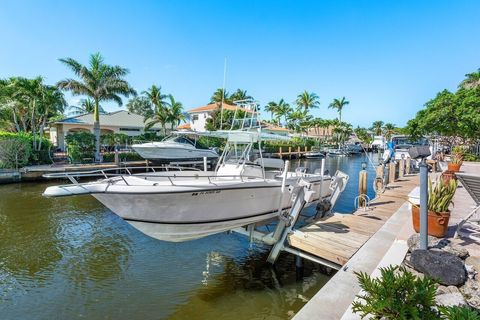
<box><xmin>451</xmin><ymin>146</ymin><xmax>465</xmax><ymax>165</ymax></box>
<box><xmin>427</xmin><ymin>177</ymin><xmax>458</xmax><ymax>213</ymax></box>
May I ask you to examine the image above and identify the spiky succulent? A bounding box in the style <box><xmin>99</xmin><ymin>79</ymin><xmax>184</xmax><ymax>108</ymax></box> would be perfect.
<box><xmin>427</xmin><ymin>177</ymin><xmax>458</xmax><ymax>213</ymax></box>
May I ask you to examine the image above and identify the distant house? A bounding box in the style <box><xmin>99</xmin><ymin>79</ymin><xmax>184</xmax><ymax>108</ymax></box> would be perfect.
<box><xmin>260</xmin><ymin>122</ymin><xmax>291</xmax><ymax>136</ymax></box>
<box><xmin>186</xmin><ymin>102</ymin><xmax>254</xmax><ymax>132</ymax></box>
<box><xmin>50</xmin><ymin>110</ymin><xmax>162</xmax><ymax>151</ymax></box>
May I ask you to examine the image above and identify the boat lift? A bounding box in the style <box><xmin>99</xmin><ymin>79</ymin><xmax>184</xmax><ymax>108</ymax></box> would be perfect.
<box><xmin>232</xmin><ymin>162</ymin><xmax>349</xmax><ymax>269</ymax></box>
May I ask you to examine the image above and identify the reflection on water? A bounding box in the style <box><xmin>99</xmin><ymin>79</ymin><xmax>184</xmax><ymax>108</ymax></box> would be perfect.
<box><xmin>0</xmin><ymin>154</ymin><xmax>379</xmax><ymax>319</ymax></box>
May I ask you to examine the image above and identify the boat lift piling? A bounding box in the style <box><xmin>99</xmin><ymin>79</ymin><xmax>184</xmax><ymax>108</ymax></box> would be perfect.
<box><xmin>233</xmin><ymin>170</ymin><xmax>349</xmax><ymax>269</ymax></box>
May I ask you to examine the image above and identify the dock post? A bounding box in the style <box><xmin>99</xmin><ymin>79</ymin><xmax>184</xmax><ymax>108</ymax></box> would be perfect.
<box><xmin>114</xmin><ymin>145</ymin><xmax>120</xmax><ymax>166</ymax></box>
<box><xmin>405</xmin><ymin>157</ymin><xmax>411</xmax><ymax>175</ymax></box>
<box><xmin>203</xmin><ymin>157</ymin><xmax>208</xmax><ymax>172</ymax></box>
<box><xmin>279</xmin><ymin>147</ymin><xmax>283</xmax><ymax>159</ymax></box>
<box><xmin>358</xmin><ymin>163</ymin><xmax>367</xmax><ymax>207</ymax></box>
<box><xmin>388</xmin><ymin>162</ymin><xmax>396</xmax><ymax>184</ymax></box>
<box><xmin>399</xmin><ymin>159</ymin><xmax>405</xmax><ymax>178</ymax></box>
<box><xmin>295</xmin><ymin>255</ymin><xmax>304</xmax><ymax>281</ymax></box>
<box><xmin>419</xmin><ymin>159</ymin><xmax>429</xmax><ymax>250</ymax></box>
<box><xmin>376</xmin><ymin>164</ymin><xmax>384</xmax><ymax>179</ymax></box>
<box><xmin>297</xmin><ymin>146</ymin><xmax>301</xmax><ymax>158</ymax></box>
<box><xmin>289</xmin><ymin>146</ymin><xmax>292</xmax><ymax>159</ymax></box>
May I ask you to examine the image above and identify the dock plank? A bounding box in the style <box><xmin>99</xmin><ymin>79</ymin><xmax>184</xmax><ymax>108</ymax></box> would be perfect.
<box><xmin>288</xmin><ymin>174</ymin><xmax>419</xmax><ymax>265</ymax></box>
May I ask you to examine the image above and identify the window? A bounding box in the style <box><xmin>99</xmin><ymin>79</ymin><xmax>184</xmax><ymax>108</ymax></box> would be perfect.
<box><xmin>192</xmin><ymin>114</ymin><xmax>199</xmax><ymax>122</ymax></box>
<box><xmin>119</xmin><ymin>128</ymin><xmax>140</xmax><ymax>132</ymax></box>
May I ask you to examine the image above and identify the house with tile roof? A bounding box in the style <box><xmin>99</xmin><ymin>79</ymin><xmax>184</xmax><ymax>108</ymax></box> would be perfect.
<box><xmin>187</xmin><ymin>102</ymin><xmax>254</xmax><ymax>132</ymax></box>
<box><xmin>50</xmin><ymin>110</ymin><xmax>163</xmax><ymax>150</ymax></box>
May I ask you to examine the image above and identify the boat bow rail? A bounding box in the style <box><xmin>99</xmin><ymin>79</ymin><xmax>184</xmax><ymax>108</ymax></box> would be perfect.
<box><xmin>41</xmin><ymin>164</ymin><xmax>323</xmax><ymax>197</ymax></box>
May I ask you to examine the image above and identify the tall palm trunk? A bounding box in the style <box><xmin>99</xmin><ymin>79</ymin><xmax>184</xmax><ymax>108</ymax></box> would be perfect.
<box><xmin>94</xmin><ymin>99</ymin><xmax>101</xmax><ymax>161</ymax></box>
<box><xmin>12</xmin><ymin>109</ymin><xmax>20</xmax><ymax>132</ymax></box>
<box><xmin>38</xmin><ymin>114</ymin><xmax>48</xmax><ymax>151</ymax></box>
<box><xmin>31</xmin><ymin>100</ymin><xmax>37</xmax><ymax>149</ymax></box>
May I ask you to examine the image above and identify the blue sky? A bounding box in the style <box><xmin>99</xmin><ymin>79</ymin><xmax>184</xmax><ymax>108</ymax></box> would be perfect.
<box><xmin>1</xmin><ymin>0</ymin><xmax>479</xmax><ymax>127</ymax></box>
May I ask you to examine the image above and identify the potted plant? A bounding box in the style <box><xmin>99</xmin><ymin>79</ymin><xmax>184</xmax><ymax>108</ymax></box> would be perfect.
<box><xmin>447</xmin><ymin>146</ymin><xmax>464</xmax><ymax>172</ymax></box>
<box><xmin>411</xmin><ymin>177</ymin><xmax>457</xmax><ymax>237</ymax></box>
<box><xmin>441</xmin><ymin>170</ymin><xmax>457</xmax><ymax>184</ymax></box>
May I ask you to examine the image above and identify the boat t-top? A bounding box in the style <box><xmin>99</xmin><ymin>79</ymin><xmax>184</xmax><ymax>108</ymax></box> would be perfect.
<box><xmin>43</xmin><ymin>101</ymin><xmax>348</xmax><ymax>242</ymax></box>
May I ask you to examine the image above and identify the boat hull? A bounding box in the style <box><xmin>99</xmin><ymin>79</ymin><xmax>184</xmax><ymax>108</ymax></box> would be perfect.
<box><xmin>93</xmin><ymin>178</ymin><xmax>331</xmax><ymax>242</ymax></box>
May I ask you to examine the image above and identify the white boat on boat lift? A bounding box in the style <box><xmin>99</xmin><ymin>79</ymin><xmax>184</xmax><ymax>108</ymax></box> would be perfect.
<box><xmin>132</xmin><ymin>135</ymin><xmax>218</xmax><ymax>161</ymax></box>
<box><xmin>43</xmin><ymin>101</ymin><xmax>347</xmax><ymax>242</ymax></box>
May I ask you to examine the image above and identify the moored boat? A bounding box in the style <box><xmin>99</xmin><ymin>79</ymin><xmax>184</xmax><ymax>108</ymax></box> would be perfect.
<box><xmin>43</xmin><ymin>102</ymin><xmax>342</xmax><ymax>242</ymax></box>
<box><xmin>132</xmin><ymin>134</ymin><xmax>218</xmax><ymax>162</ymax></box>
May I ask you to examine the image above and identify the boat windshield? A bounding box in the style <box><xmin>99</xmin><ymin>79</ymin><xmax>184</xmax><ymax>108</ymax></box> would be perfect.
<box><xmin>392</xmin><ymin>136</ymin><xmax>428</xmax><ymax>149</ymax></box>
<box><xmin>164</xmin><ymin>136</ymin><xmax>195</xmax><ymax>146</ymax></box>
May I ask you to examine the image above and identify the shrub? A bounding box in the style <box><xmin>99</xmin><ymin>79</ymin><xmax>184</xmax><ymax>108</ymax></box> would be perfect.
<box><xmin>353</xmin><ymin>265</ymin><xmax>480</xmax><ymax>320</ymax></box>
<box><xmin>464</xmin><ymin>153</ymin><xmax>478</xmax><ymax>162</ymax></box>
<box><xmin>197</xmin><ymin>136</ymin><xmax>224</xmax><ymax>149</ymax></box>
<box><xmin>65</xmin><ymin>132</ymin><xmax>95</xmax><ymax>163</ymax></box>
<box><xmin>101</xmin><ymin>133</ymin><xmax>131</xmax><ymax>151</ymax></box>
<box><xmin>0</xmin><ymin>131</ymin><xmax>53</xmax><ymax>165</ymax></box>
<box><xmin>352</xmin><ymin>265</ymin><xmax>439</xmax><ymax>319</ymax></box>
<box><xmin>0</xmin><ymin>138</ymin><xmax>31</xmax><ymax>169</ymax></box>
<box><xmin>438</xmin><ymin>305</ymin><xmax>480</xmax><ymax>320</ymax></box>
<box><xmin>102</xmin><ymin>152</ymin><xmax>144</xmax><ymax>163</ymax></box>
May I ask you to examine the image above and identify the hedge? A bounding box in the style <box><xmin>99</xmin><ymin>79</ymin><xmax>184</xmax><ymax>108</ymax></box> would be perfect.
<box><xmin>0</xmin><ymin>131</ymin><xmax>53</xmax><ymax>167</ymax></box>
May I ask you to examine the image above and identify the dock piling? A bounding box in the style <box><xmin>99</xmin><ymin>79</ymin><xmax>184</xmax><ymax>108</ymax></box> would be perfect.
<box><xmin>295</xmin><ymin>255</ymin><xmax>304</xmax><ymax>280</ymax></box>
<box><xmin>399</xmin><ymin>159</ymin><xmax>405</xmax><ymax>177</ymax></box>
<box><xmin>419</xmin><ymin>160</ymin><xmax>429</xmax><ymax>250</ymax></box>
<box><xmin>406</xmin><ymin>157</ymin><xmax>411</xmax><ymax>175</ymax></box>
<box><xmin>358</xmin><ymin>166</ymin><xmax>368</xmax><ymax>207</ymax></box>
<box><xmin>388</xmin><ymin>162</ymin><xmax>396</xmax><ymax>184</ymax></box>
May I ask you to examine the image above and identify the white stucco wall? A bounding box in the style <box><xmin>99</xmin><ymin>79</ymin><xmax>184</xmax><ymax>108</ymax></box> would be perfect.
<box><xmin>190</xmin><ymin>112</ymin><xmax>210</xmax><ymax>132</ymax></box>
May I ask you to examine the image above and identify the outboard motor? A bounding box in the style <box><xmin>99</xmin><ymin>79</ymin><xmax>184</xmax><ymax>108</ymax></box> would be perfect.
<box><xmin>382</xmin><ymin>141</ymin><xmax>395</xmax><ymax>164</ymax></box>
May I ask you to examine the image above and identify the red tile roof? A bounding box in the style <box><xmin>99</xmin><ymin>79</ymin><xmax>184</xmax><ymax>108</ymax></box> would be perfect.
<box><xmin>177</xmin><ymin>123</ymin><xmax>191</xmax><ymax>130</ymax></box>
<box><xmin>188</xmin><ymin>102</ymin><xmax>254</xmax><ymax>113</ymax></box>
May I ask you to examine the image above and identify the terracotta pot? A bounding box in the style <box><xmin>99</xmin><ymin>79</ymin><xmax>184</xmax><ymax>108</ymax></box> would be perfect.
<box><xmin>411</xmin><ymin>206</ymin><xmax>450</xmax><ymax>237</ymax></box>
<box><xmin>441</xmin><ymin>170</ymin><xmax>457</xmax><ymax>184</ymax></box>
<box><xmin>448</xmin><ymin>163</ymin><xmax>461</xmax><ymax>172</ymax></box>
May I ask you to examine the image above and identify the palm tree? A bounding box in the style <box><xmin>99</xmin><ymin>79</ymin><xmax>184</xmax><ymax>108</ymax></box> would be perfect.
<box><xmin>37</xmin><ymin>85</ymin><xmax>66</xmax><ymax>150</ymax></box>
<box><xmin>287</xmin><ymin>109</ymin><xmax>306</xmax><ymax>133</ymax></box>
<box><xmin>210</xmin><ymin>88</ymin><xmax>231</xmax><ymax>104</ymax></box>
<box><xmin>371</xmin><ymin>120</ymin><xmax>384</xmax><ymax>136</ymax></box>
<box><xmin>230</xmin><ymin>89</ymin><xmax>253</xmax><ymax>102</ymax></box>
<box><xmin>460</xmin><ymin>68</ymin><xmax>480</xmax><ymax>89</ymax></box>
<box><xmin>383</xmin><ymin>123</ymin><xmax>396</xmax><ymax>141</ymax></box>
<box><xmin>264</xmin><ymin>101</ymin><xmax>278</xmax><ymax>121</ymax></box>
<box><xmin>126</xmin><ymin>96</ymin><xmax>153</xmax><ymax>118</ymax></box>
<box><xmin>275</xmin><ymin>99</ymin><xmax>292</xmax><ymax>126</ymax></box>
<box><xmin>68</xmin><ymin>98</ymin><xmax>105</xmax><ymax>116</ymax></box>
<box><xmin>296</xmin><ymin>91</ymin><xmax>320</xmax><ymax>113</ymax></box>
<box><xmin>328</xmin><ymin>97</ymin><xmax>349</xmax><ymax>123</ymax></box>
<box><xmin>57</xmin><ymin>53</ymin><xmax>136</xmax><ymax>161</ymax></box>
<box><xmin>166</xmin><ymin>95</ymin><xmax>186</xmax><ymax>130</ymax></box>
<box><xmin>144</xmin><ymin>85</ymin><xmax>168</xmax><ymax>135</ymax></box>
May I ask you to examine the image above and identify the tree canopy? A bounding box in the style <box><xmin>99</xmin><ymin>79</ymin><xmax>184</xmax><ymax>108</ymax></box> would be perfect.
<box><xmin>405</xmin><ymin>75</ymin><xmax>480</xmax><ymax>146</ymax></box>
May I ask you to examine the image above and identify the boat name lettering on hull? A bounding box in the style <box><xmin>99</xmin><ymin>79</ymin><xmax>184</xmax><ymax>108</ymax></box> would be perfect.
<box><xmin>192</xmin><ymin>190</ymin><xmax>221</xmax><ymax>196</ymax></box>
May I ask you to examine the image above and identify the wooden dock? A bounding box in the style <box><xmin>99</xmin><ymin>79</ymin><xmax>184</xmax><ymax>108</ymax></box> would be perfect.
<box><xmin>288</xmin><ymin>174</ymin><xmax>420</xmax><ymax>267</ymax></box>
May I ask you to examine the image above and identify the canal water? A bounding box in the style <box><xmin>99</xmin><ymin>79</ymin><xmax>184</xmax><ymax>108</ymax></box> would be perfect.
<box><xmin>0</xmin><ymin>154</ymin><xmax>380</xmax><ymax>320</ymax></box>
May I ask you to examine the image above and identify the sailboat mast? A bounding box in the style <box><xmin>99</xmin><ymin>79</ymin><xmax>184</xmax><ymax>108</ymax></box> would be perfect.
<box><xmin>219</xmin><ymin>58</ymin><xmax>227</xmax><ymax>129</ymax></box>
